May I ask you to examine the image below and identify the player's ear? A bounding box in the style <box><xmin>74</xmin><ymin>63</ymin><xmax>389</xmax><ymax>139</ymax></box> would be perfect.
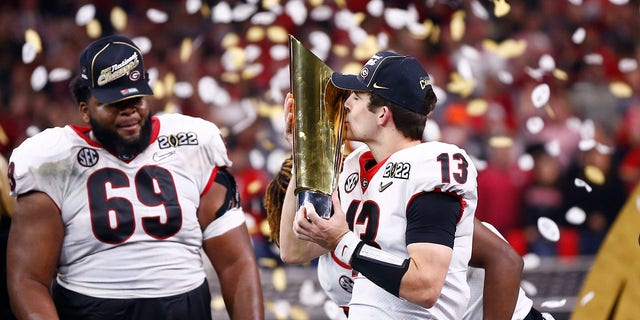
<box><xmin>79</xmin><ymin>101</ymin><xmax>90</xmax><ymax>123</ymax></box>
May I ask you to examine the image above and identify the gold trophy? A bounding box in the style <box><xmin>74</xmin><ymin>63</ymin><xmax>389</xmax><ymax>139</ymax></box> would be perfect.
<box><xmin>289</xmin><ymin>35</ymin><xmax>346</xmax><ymax>219</ymax></box>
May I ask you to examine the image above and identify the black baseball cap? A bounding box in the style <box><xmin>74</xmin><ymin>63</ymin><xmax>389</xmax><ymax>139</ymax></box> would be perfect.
<box><xmin>79</xmin><ymin>35</ymin><xmax>153</xmax><ymax>104</ymax></box>
<box><xmin>330</xmin><ymin>51</ymin><xmax>433</xmax><ymax>115</ymax></box>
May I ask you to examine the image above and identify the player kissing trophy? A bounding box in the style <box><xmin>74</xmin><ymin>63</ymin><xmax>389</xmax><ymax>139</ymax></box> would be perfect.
<box><xmin>289</xmin><ymin>35</ymin><xmax>346</xmax><ymax>219</ymax></box>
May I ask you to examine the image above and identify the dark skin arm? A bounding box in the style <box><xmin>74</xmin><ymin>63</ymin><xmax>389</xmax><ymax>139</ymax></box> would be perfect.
<box><xmin>469</xmin><ymin>218</ymin><xmax>524</xmax><ymax>320</ymax></box>
<box><xmin>7</xmin><ymin>191</ymin><xmax>63</xmax><ymax>320</ymax></box>
<box><xmin>199</xmin><ymin>181</ymin><xmax>264</xmax><ymax>320</ymax></box>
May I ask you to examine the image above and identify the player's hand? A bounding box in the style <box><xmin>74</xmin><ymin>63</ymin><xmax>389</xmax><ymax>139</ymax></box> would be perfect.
<box><xmin>283</xmin><ymin>92</ymin><xmax>294</xmax><ymax>146</ymax></box>
<box><xmin>292</xmin><ymin>191</ymin><xmax>349</xmax><ymax>250</ymax></box>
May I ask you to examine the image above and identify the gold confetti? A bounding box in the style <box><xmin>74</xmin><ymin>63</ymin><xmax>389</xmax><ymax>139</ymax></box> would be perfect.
<box><xmin>247</xmin><ymin>26</ymin><xmax>265</xmax><ymax>42</ymax></box>
<box><xmin>352</xmin><ymin>12</ymin><xmax>366</xmax><ymax>26</ymax></box>
<box><xmin>584</xmin><ymin>165</ymin><xmax>605</xmax><ymax>185</ymax></box>
<box><xmin>412</xmin><ymin>19</ymin><xmax>434</xmax><ymax>40</ymax></box>
<box><xmin>25</xmin><ymin>29</ymin><xmax>42</xmax><ymax>53</ymax></box>
<box><xmin>110</xmin><ymin>6</ymin><xmax>127</xmax><ymax>31</ymax></box>
<box><xmin>493</xmin><ymin>0</ymin><xmax>511</xmax><ymax>17</ymax></box>
<box><xmin>258</xmin><ymin>257</ymin><xmax>278</xmax><ymax>268</ymax></box>
<box><xmin>332</xmin><ymin>44</ymin><xmax>349</xmax><ymax>57</ymax></box>
<box><xmin>450</xmin><ymin>10</ymin><xmax>466</xmax><ymax>41</ymax></box>
<box><xmin>0</xmin><ymin>125</ymin><xmax>8</xmax><ymax>146</ymax></box>
<box><xmin>430</xmin><ymin>25</ymin><xmax>441</xmax><ymax>43</ymax></box>
<box><xmin>482</xmin><ymin>38</ymin><xmax>527</xmax><ymax>58</ymax></box>
<box><xmin>446</xmin><ymin>72</ymin><xmax>476</xmax><ymax>97</ymax></box>
<box><xmin>180</xmin><ymin>38</ymin><xmax>193</xmax><ymax>63</ymax></box>
<box><xmin>247</xmin><ymin>180</ymin><xmax>263</xmax><ymax>196</ymax></box>
<box><xmin>467</xmin><ymin>99</ymin><xmax>488</xmax><ymax>116</ymax></box>
<box><xmin>553</xmin><ymin>68</ymin><xmax>568</xmax><ymax>80</ymax></box>
<box><xmin>289</xmin><ymin>306</ymin><xmax>310</xmax><ymax>320</ymax></box>
<box><xmin>163</xmin><ymin>102</ymin><xmax>177</xmax><ymax>114</ymax></box>
<box><xmin>610</xmin><ymin>81</ymin><xmax>633</xmax><ymax>98</ymax></box>
<box><xmin>489</xmin><ymin>136</ymin><xmax>513</xmax><ymax>148</ymax></box>
<box><xmin>221</xmin><ymin>72</ymin><xmax>240</xmax><ymax>83</ymax></box>
<box><xmin>164</xmin><ymin>72</ymin><xmax>176</xmax><ymax>96</ymax></box>
<box><xmin>86</xmin><ymin>18</ymin><xmax>102</xmax><ymax>39</ymax></box>
<box><xmin>266</xmin><ymin>26</ymin><xmax>288</xmax><ymax>43</ymax></box>
<box><xmin>262</xmin><ymin>0</ymin><xmax>280</xmax><ymax>10</ymax></box>
<box><xmin>221</xmin><ymin>33</ymin><xmax>240</xmax><ymax>48</ymax></box>
<box><xmin>259</xmin><ymin>220</ymin><xmax>272</xmax><ymax>238</ymax></box>
<box><xmin>152</xmin><ymin>81</ymin><xmax>166</xmax><ymax>99</ymax></box>
<box><xmin>272</xmin><ymin>267</ymin><xmax>287</xmax><ymax>292</ymax></box>
<box><xmin>353</xmin><ymin>35</ymin><xmax>379</xmax><ymax>61</ymax></box>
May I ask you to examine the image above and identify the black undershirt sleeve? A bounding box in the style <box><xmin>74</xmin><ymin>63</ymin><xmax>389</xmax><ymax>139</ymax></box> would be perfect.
<box><xmin>405</xmin><ymin>191</ymin><xmax>461</xmax><ymax>248</ymax></box>
<box><xmin>213</xmin><ymin>168</ymin><xmax>240</xmax><ymax>217</ymax></box>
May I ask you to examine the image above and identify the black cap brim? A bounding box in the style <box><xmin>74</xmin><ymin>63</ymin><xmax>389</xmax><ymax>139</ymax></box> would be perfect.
<box><xmin>92</xmin><ymin>82</ymin><xmax>154</xmax><ymax>104</ymax></box>
<box><xmin>330</xmin><ymin>72</ymin><xmax>369</xmax><ymax>92</ymax></box>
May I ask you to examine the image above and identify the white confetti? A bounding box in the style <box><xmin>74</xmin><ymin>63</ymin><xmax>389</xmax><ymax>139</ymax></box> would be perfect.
<box><xmin>609</xmin><ymin>0</ymin><xmax>629</xmax><ymax>5</ymax></box>
<box><xmin>568</xmin><ymin>0</ymin><xmax>583</xmax><ymax>5</ymax></box>
<box><xmin>75</xmin><ymin>4</ymin><xmax>96</xmax><ymax>26</ymax></box>
<box><xmin>531</xmin><ymin>83</ymin><xmax>550</xmax><ymax>108</ymax></box>
<box><xmin>520</xmin><ymin>280</ymin><xmax>538</xmax><ymax>297</ymax></box>
<box><xmin>423</xmin><ymin>119</ymin><xmax>441</xmax><ymax>142</ymax></box>
<box><xmin>173</xmin><ymin>82</ymin><xmax>193</xmax><ymax>98</ymax></box>
<box><xmin>185</xmin><ymin>0</ymin><xmax>202</xmax><ymax>14</ymax></box>
<box><xmin>538</xmin><ymin>54</ymin><xmax>556</xmax><ymax>72</ymax></box>
<box><xmin>595</xmin><ymin>143</ymin><xmax>613</xmax><ymax>154</ymax></box>
<box><xmin>30</xmin><ymin>65</ymin><xmax>48</xmax><ymax>91</ymax></box>
<box><xmin>146</xmin><ymin>8</ymin><xmax>169</xmax><ymax>23</ymax></box>
<box><xmin>233</xmin><ymin>3</ymin><xmax>258</xmax><ymax>22</ymax></box>
<box><xmin>584</xmin><ymin>53</ymin><xmax>603</xmax><ymax>65</ymax></box>
<box><xmin>269</xmin><ymin>44</ymin><xmax>289</xmax><ymax>61</ymax></box>
<box><xmin>272</xmin><ymin>300</ymin><xmax>291</xmax><ymax>319</ymax></box>
<box><xmin>26</xmin><ymin>125</ymin><xmax>41</xmax><ymax>137</ymax></box>
<box><xmin>366</xmin><ymin>0</ymin><xmax>385</xmax><ymax>17</ymax></box>
<box><xmin>580</xmin><ymin>291</ymin><xmax>595</xmax><ymax>306</ymax></box>
<box><xmin>566</xmin><ymin>206</ymin><xmax>587</xmax><ymax>225</ymax></box>
<box><xmin>618</xmin><ymin>58</ymin><xmax>638</xmax><ymax>73</ymax></box>
<box><xmin>578</xmin><ymin>139</ymin><xmax>597</xmax><ymax>151</ymax></box>
<box><xmin>571</xmin><ymin>27</ymin><xmax>585</xmax><ymax>44</ymax></box>
<box><xmin>384</xmin><ymin>7</ymin><xmax>409</xmax><ymax>30</ymax></box>
<box><xmin>131</xmin><ymin>36</ymin><xmax>152</xmax><ymax>55</ymax></box>
<box><xmin>636</xmin><ymin>196</ymin><xmax>640</xmax><ymax>212</ymax></box>
<box><xmin>309</xmin><ymin>6</ymin><xmax>333</xmax><ymax>21</ymax></box>
<box><xmin>526</xmin><ymin>116</ymin><xmax>545</xmax><ymax>134</ymax></box>
<box><xmin>470</xmin><ymin>0</ymin><xmax>489</xmax><ymax>20</ymax></box>
<box><xmin>299</xmin><ymin>279</ymin><xmax>326</xmax><ymax>306</ymax></box>
<box><xmin>22</xmin><ymin>42</ymin><xmax>37</xmax><ymax>64</ymax></box>
<box><xmin>537</xmin><ymin>217</ymin><xmax>560</xmax><ymax>242</ymax></box>
<box><xmin>545</xmin><ymin>140</ymin><xmax>561</xmax><ymax>157</ymax></box>
<box><xmin>212</xmin><ymin>2</ymin><xmax>233</xmax><ymax>23</ymax></box>
<box><xmin>518</xmin><ymin>153</ymin><xmax>534</xmax><ymax>171</ymax></box>
<box><xmin>542</xmin><ymin>313</ymin><xmax>556</xmax><ymax>320</ymax></box>
<box><xmin>522</xmin><ymin>253</ymin><xmax>541</xmax><ymax>271</ymax></box>
<box><xmin>574</xmin><ymin>178</ymin><xmax>593</xmax><ymax>193</ymax></box>
<box><xmin>251</xmin><ymin>11</ymin><xmax>277</xmax><ymax>25</ymax></box>
<box><xmin>48</xmin><ymin>68</ymin><xmax>72</xmax><ymax>82</ymax></box>
<box><xmin>541</xmin><ymin>298</ymin><xmax>567</xmax><ymax>309</ymax></box>
<box><xmin>497</xmin><ymin>70</ymin><xmax>513</xmax><ymax>84</ymax></box>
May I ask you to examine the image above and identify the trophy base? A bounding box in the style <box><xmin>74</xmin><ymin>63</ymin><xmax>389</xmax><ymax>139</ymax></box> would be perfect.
<box><xmin>296</xmin><ymin>190</ymin><xmax>333</xmax><ymax>219</ymax></box>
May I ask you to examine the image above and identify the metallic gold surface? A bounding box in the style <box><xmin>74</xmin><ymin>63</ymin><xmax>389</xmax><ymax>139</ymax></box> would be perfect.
<box><xmin>289</xmin><ymin>36</ymin><xmax>346</xmax><ymax>218</ymax></box>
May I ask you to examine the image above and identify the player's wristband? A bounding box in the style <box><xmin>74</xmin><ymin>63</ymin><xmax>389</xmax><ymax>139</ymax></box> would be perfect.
<box><xmin>335</xmin><ymin>232</ymin><xmax>410</xmax><ymax>297</ymax></box>
<box><xmin>334</xmin><ymin>231</ymin><xmax>360</xmax><ymax>265</ymax></box>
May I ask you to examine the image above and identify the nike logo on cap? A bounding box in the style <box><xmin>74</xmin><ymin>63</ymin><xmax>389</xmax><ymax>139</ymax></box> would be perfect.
<box><xmin>372</xmin><ymin>82</ymin><xmax>390</xmax><ymax>90</ymax></box>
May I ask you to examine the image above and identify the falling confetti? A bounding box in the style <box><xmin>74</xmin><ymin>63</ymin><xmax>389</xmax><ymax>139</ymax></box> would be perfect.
<box><xmin>493</xmin><ymin>0</ymin><xmax>511</xmax><ymax>17</ymax></box>
<box><xmin>537</xmin><ymin>217</ymin><xmax>560</xmax><ymax>242</ymax></box>
<box><xmin>531</xmin><ymin>83</ymin><xmax>550</xmax><ymax>108</ymax></box>
<box><xmin>566</xmin><ymin>206</ymin><xmax>587</xmax><ymax>225</ymax></box>
<box><xmin>580</xmin><ymin>291</ymin><xmax>595</xmax><ymax>306</ymax></box>
<box><xmin>584</xmin><ymin>165</ymin><xmax>605</xmax><ymax>185</ymax></box>
<box><xmin>75</xmin><ymin>4</ymin><xmax>96</xmax><ymax>26</ymax></box>
<box><xmin>30</xmin><ymin>65</ymin><xmax>48</xmax><ymax>91</ymax></box>
<box><xmin>111</xmin><ymin>6</ymin><xmax>127</xmax><ymax>31</ymax></box>
<box><xmin>541</xmin><ymin>298</ymin><xmax>567</xmax><ymax>308</ymax></box>
<box><xmin>574</xmin><ymin>178</ymin><xmax>593</xmax><ymax>193</ymax></box>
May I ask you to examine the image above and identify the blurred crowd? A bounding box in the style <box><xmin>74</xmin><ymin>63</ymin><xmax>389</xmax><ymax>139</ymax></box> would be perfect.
<box><xmin>1</xmin><ymin>0</ymin><xmax>640</xmax><ymax>266</ymax></box>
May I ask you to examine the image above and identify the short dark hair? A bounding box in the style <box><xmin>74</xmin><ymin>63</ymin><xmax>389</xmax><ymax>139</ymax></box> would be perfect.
<box><xmin>369</xmin><ymin>89</ymin><xmax>436</xmax><ymax>140</ymax></box>
<box><xmin>69</xmin><ymin>75</ymin><xmax>91</xmax><ymax>105</ymax></box>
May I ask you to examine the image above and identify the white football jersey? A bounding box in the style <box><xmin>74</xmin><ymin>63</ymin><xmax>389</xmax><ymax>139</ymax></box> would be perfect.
<box><xmin>317</xmin><ymin>251</ymin><xmax>354</xmax><ymax>308</ymax></box>
<box><xmin>463</xmin><ymin>223</ymin><xmax>533</xmax><ymax>320</ymax></box>
<box><xmin>338</xmin><ymin>142</ymin><xmax>477</xmax><ymax>319</ymax></box>
<box><xmin>9</xmin><ymin>113</ymin><xmax>233</xmax><ymax>298</ymax></box>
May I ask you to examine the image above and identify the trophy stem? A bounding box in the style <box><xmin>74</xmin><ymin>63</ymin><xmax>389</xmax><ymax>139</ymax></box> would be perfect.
<box><xmin>296</xmin><ymin>190</ymin><xmax>333</xmax><ymax>219</ymax></box>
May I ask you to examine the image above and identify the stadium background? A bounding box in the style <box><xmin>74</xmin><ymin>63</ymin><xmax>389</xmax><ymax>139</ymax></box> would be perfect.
<box><xmin>2</xmin><ymin>0</ymin><xmax>640</xmax><ymax>319</ymax></box>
